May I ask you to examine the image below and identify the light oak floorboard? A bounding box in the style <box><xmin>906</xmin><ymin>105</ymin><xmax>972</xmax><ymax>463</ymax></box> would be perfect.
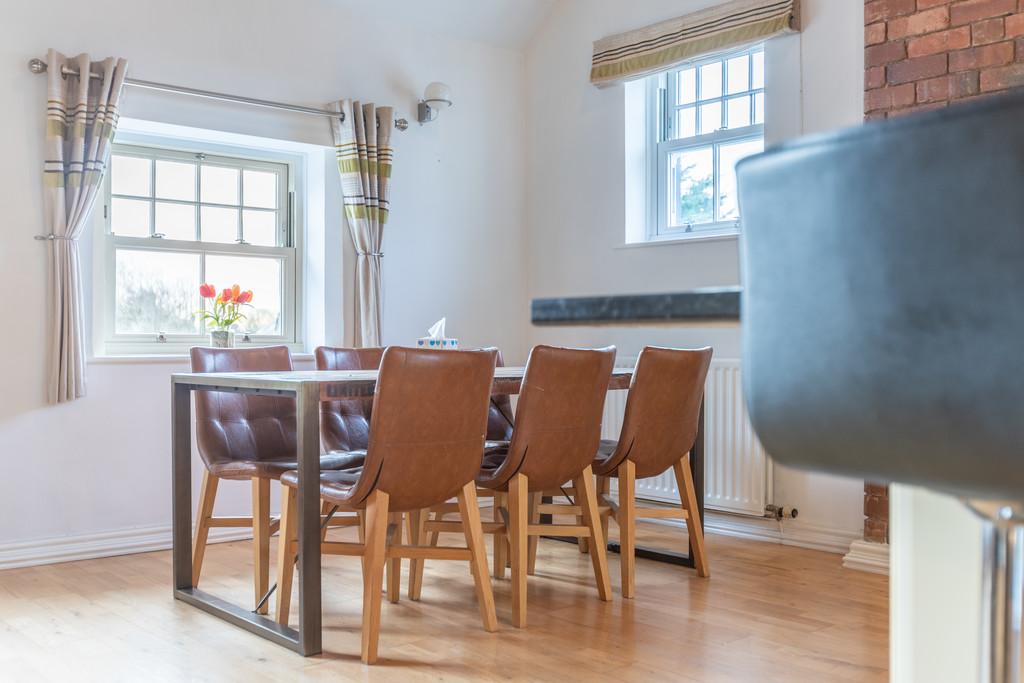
<box><xmin>0</xmin><ymin>516</ymin><xmax>888</xmax><ymax>681</ymax></box>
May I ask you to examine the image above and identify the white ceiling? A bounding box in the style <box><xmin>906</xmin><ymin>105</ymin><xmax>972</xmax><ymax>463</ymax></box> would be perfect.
<box><xmin>334</xmin><ymin>0</ymin><xmax>557</xmax><ymax>49</ymax></box>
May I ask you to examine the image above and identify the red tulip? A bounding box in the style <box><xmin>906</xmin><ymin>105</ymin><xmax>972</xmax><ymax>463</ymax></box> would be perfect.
<box><xmin>199</xmin><ymin>283</ymin><xmax>216</xmax><ymax>298</ymax></box>
<box><xmin>236</xmin><ymin>290</ymin><xmax>253</xmax><ymax>304</ymax></box>
<box><xmin>221</xmin><ymin>288</ymin><xmax>233</xmax><ymax>302</ymax></box>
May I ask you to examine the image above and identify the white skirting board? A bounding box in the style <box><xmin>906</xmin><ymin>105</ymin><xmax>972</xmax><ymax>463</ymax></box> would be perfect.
<box><xmin>0</xmin><ymin>525</ymin><xmax>253</xmax><ymax>571</ymax></box>
<box><xmin>842</xmin><ymin>539</ymin><xmax>890</xmax><ymax>575</ymax></box>
<box><xmin>643</xmin><ymin>511</ymin><xmax>862</xmax><ymax>555</ymax></box>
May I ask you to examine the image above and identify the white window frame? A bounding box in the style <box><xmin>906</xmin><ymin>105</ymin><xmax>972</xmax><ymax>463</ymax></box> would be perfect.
<box><xmin>95</xmin><ymin>142</ymin><xmax>304</xmax><ymax>356</ymax></box>
<box><xmin>645</xmin><ymin>43</ymin><xmax>765</xmax><ymax>242</ymax></box>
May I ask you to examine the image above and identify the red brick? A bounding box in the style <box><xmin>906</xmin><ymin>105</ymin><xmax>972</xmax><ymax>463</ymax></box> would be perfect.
<box><xmin>887</xmin><ymin>53</ymin><xmax>950</xmax><ymax>82</ymax></box>
<box><xmin>1006</xmin><ymin>12</ymin><xmax>1024</xmax><ymax>36</ymax></box>
<box><xmin>866</xmin><ymin>22</ymin><xmax>887</xmax><ymax>45</ymax></box>
<box><xmin>866</xmin><ymin>83</ymin><xmax>918</xmax><ymax>110</ymax></box>
<box><xmin>916</xmin><ymin>70</ymin><xmax>981</xmax><ymax>100</ymax></box>
<box><xmin>866</xmin><ymin>65</ymin><xmax>888</xmax><ymax>88</ymax></box>
<box><xmin>889</xmin><ymin>6</ymin><xmax>951</xmax><ymax>37</ymax></box>
<box><xmin>866</xmin><ymin>0</ymin><xmax>917</xmax><ymax>23</ymax></box>
<box><xmin>864</xmin><ymin>518</ymin><xmax>888</xmax><ymax>543</ymax></box>
<box><xmin>864</xmin><ymin>111</ymin><xmax>889</xmax><ymax>122</ymax></box>
<box><xmin>918</xmin><ymin>0</ymin><xmax>953</xmax><ymax>7</ymax></box>
<box><xmin>980</xmin><ymin>61</ymin><xmax>1024</xmax><ymax>89</ymax></box>
<box><xmin>972</xmin><ymin>17</ymin><xmax>1006</xmax><ymax>42</ymax></box>
<box><xmin>866</xmin><ymin>39</ymin><xmax>908</xmax><ymax>65</ymax></box>
<box><xmin>907</xmin><ymin>26</ymin><xmax>972</xmax><ymax>55</ymax></box>
<box><xmin>950</xmin><ymin>0</ymin><xmax>1017</xmax><ymax>26</ymax></box>
<box><xmin>949</xmin><ymin>40</ymin><xmax>1015</xmax><ymax>69</ymax></box>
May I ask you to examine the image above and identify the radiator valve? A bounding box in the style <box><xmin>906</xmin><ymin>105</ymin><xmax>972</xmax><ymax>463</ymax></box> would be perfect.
<box><xmin>765</xmin><ymin>504</ymin><xmax>798</xmax><ymax>520</ymax></box>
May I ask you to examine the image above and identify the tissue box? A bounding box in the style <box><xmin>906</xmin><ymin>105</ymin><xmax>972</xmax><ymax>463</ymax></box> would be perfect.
<box><xmin>417</xmin><ymin>337</ymin><xmax>460</xmax><ymax>349</ymax></box>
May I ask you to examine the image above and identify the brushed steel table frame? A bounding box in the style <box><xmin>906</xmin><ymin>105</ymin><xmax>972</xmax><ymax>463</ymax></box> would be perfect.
<box><xmin>170</xmin><ymin>366</ymin><xmax>691</xmax><ymax>656</ymax></box>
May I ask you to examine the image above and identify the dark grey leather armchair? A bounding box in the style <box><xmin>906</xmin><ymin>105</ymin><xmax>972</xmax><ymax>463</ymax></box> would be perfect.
<box><xmin>737</xmin><ymin>91</ymin><xmax>1024</xmax><ymax>683</ymax></box>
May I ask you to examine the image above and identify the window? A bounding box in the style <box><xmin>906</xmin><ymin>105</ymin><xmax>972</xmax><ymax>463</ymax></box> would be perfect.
<box><xmin>98</xmin><ymin>143</ymin><xmax>301</xmax><ymax>354</ymax></box>
<box><xmin>645</xmin><ymin>44</ymin><xmax>765</xmax><ymax>240</ymax></box>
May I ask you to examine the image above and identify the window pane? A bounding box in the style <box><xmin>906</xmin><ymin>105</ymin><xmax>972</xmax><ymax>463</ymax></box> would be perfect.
<box><xmin>676</xmin><ymin>68</ymin><xmax>697</xmax><ymax>105</ymax></box>
<box><xmin>699</xmin><ymin>62</ymin><xmax>722</xmax><ymax>100</ymax></box>
<box><xmin>243</xmin><ymin>170</ymin><xmax>277</xmax><ymax>209</ymax></box>
<box><xmin>675</xmin><ymin>107</ymin><xmax>697</xmax><ymax>139</ymax></box>
<box><xmin>667</xmin><ymin>147</ymin><xmax>714</xmax><ymax>227</ymax></box>
<box><xmin>200</xmin><ymin>206</ymin><xmax>239</xmax><ymax>243</ymax></box>
<box><xmin>727</xmin><ymin>96</ymin><xmax>752</xmax><ymax>129</ymax></box>
<box><xmin>111</xmin><ymin>198</ymin><xmax>151</xmax><ymax>237</ymax></box>
<box><xmin>699</xmin><ymin>102</ymin><xmax>722</xmax><ymax>135</ymax></box>
<box><xmin>201</xmin><ymin>165</ymin><xmax>239</xmax><ymax>205</ymax></box>
<box><xmin>205</xmin><ymin>255</ymin><xmax>282</xmax><ymax>335</ymax></box>
<box><xmin>718</xmin><ymin>138</ymin><xmax>765</xmax><ymax>221</ymax></box>
<box><xmin>115</xmin><ymin>249</ymin><xmax>199</xmax><ymax>334</ymax></box>
<box><xmin>155</xmin><ymin>202</ymin><xmax>196</xmax><ymax>241</ymax></box>
<box><xmin>727</xmin><ymin>55</ymin><xmax>750</xmax><ymax>94</ymax></box>
<box><xmin>243</xmin><ymin>210</ymin><xmax>278</xmax><ymax>246</ymax></box>
<box><xmin>754</xmin><ymin>92</ymin><xmax>765</xmax><ymax>124</ymax></box>
<box><xmin>752</xmin><ymin>51</ymin><xmax>765</xmax><ymax>90</ymax></box>
<box><xmin>111</xmin><ymin>155</ymin><xmax>151</xmax><ymax>197</ymax></box>
<box><xmin>155</xmin><ymin>160</ymin><xmax>196</xmax><ymax>201</ymax></box>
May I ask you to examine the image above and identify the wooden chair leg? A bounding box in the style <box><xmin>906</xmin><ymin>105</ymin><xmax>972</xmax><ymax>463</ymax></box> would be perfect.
<box><xmin>407</xmin><ymin>509</ymin><xmax>426</xmax><ymax>600</ymax></box>
<box><xmin>386</xmin><ymin>513</ymin><xmax>403</xmax><ymax>604</ymax></box>
<box><xmin>575</xmin><ymin>466</ymin><xmax>612</xmax><ymax>601</ymax></box>
<box><xmin>357</xmin><ymin>510</ymin><xmax>366</xmax><ymax>543</ymax></box>
<box><xmin>617</xmin><ymin>461</ymin><xmax>637</xmax><ymax>599</ymax></box>
<box><xmin>252</xmin><ymin>477</ymin><xmax>271</xmax><ymax>614</ymax></box>
<box><xmin>361</xmin><ymin>490</ymin><xmax>390</xmax><ymax>664</ymax></box>
<box><xmin>577</xmin><ymin>480</ymin><xmax>589</xmax><ymax>553</ymax></box>
<box><xmin>492</xmin><ymin>493</ymin><xmax>507</xmax><ymax>580</ymax></box>
<box><xmin>273</xmin><ymin>485</ymin><xmax>298</xmax><ymax>625</ymax></box>
<box><xmin>597</xmin><ymin>475</ymin><xmax>611</xmax><ymax>546</ymax></box>
<box><xmin>457</xmin><ymin>483</ymin><xmax>498</xmax><ymax>632</ymax></box>
<box><xmin>527</xmin><ymin>492</ymin><xmax>541</xmax><ymax>575</ymax></box>
<box><xmin>191</xmin><ymin>470</ymin><xmax>219</xmax><ymax>587</ymax></box>
<box><xmin>508</xmin><ymin>474</ymin><xmax>529</xmax><ymax>628</ymax></box>
<box><xmin>674</xmin><ymin>455</ymin><xmax>710</xmax><ymax>578</ymax></box>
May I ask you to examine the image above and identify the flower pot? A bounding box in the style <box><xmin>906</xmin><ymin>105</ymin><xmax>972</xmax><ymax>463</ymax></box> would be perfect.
<box><xmin>210</xmin><ymin>330</ymin><xmax>235</xmax><ymax>348</ymax></box>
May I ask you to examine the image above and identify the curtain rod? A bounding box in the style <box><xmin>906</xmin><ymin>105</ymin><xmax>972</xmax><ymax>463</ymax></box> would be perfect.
<box><xmin>27</xmin><ymin>58</ymin><xmax>409</xmax><ymax>131</ymax></box>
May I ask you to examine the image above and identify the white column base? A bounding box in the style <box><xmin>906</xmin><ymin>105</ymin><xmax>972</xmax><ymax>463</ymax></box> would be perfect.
<box><xmin>842</xmin><ymin>538</ymin><xmax>890</xmax><ymax>575</ymax></box>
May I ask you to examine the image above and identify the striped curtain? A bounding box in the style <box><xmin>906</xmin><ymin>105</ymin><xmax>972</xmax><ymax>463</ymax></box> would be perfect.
<box><xmin>329</xmin><ymin>100</ymin><xmax>394</xmax><ymax>348</ymax></box>
<box><xmin>44</xmin><ymin>49</ymin><xmax>128</xmax><ymax>403</ymax></box>
<box><xmin>590</xmin><ymin>0</ymin><xmax>800</xmax><ymax>87</ymax></box>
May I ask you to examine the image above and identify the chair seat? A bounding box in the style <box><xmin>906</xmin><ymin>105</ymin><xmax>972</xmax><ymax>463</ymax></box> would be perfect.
<box><xmin>209</xmin><ymin>450</ymin><xmax>366</xmax><ymax>480</ymax></box>
<box><xmin>279</xmin><ymin>452</ymin><xmax>366</xmax><ymax>505</ymax></box>
<box><xmin>592</xmin><ymin>439</ymin><xmax>622</xmax><ymax>477</ymax></box>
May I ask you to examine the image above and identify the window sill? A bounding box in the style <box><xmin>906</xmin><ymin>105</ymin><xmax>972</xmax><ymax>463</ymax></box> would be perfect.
<box><xmin>89</xmin><ymin>352</ymin><xmax>315</xmax><ymax>365</ymax></box>
<box><xmin>617</xmin><ymin>232</ymin><xmax>739</xmax><ymax>249</ymax></box>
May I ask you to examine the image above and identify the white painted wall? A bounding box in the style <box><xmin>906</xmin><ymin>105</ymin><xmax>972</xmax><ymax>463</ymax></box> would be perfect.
<box><xmin>0</xmin><ymin>0</ymin><xmax>528</xmax><ymax>553</ymax></box>
<box><xmin>521</xmin><ymin>0</ymin><xmax>868</xmax><ymax>543</ymax></box>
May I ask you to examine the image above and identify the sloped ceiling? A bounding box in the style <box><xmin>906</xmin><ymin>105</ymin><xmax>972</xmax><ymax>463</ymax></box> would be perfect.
<box><xmin>333</xmin><ymin>0</ymin><xmax>557</xmax><ymax>49</ymax></box>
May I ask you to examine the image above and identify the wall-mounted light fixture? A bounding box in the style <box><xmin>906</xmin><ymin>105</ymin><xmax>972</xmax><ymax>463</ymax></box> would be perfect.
<box><xmin>417</xmin><ymin>82</ymin><xmax>452</xmax><ymax>124</ymax></box>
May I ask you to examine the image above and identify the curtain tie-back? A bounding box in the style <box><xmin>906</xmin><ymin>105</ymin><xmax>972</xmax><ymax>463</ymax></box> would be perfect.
<box><xmin>34</xmin><ymin>234</ymin><xmax>78</xmax><ymax>241</ymax></box>
<box><xmin>357</xmin><ymin>251</ymin><xmax>384</xmax><ymax>257</ymax></box>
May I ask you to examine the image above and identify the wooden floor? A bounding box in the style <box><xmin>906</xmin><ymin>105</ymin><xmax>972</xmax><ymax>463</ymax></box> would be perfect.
<box><xmin>0</xmin><ymin>519</ymin><xmax>888</xmax><ymax>682</ymax></box>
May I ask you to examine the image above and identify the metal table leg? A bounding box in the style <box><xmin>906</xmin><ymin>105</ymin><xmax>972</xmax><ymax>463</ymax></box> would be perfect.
<box><xmin>171</xmin><ymin>381</ymin><xmax>322</xmax><ymax>655</ymax></box>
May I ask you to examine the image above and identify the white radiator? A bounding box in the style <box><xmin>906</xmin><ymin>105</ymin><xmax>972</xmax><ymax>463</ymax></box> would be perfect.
<box><xmin>601</xmin><ymin>358</ymin><xmax>770</xmax><ymax>517</ymax></box>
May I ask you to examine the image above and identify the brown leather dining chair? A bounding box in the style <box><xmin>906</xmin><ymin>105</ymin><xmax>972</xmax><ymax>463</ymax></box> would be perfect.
<box><xmin>592</xmin><ymin>346</ymin><xmax>712</xmax><ymax>598</ymax></box>
<box><xmin>189</xmin><ymin>346</ymin><xmax>362</xmax><ymax>614</ymax></box>
<box><xmin>315</xmin><ymin>346</ymin><xmax>384</xmax><ymax>452</ymax></box>
<box><xmin>428</xmin><ymin>345</ymin><xmax>616</xmax><ymax>628</ymax></box>
<box><xmin>273</xmin><ymin>347</ymin><xmax>499</xmax><ymax>664</ymax></box>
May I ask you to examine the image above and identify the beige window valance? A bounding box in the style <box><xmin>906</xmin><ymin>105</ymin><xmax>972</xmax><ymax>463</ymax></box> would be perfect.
<box><xmin>590</xmin><ymin>0</ymin><xmax>800</xmax><ymax>87</ymax></box>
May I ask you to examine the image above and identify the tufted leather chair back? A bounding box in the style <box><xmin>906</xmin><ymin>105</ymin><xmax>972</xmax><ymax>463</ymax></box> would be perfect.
<box><xmin>190</xmin><ymin>346</ymin><xmax>296</xmax><ymax>469</ymax></box>
<box><xmin>315</xmin><ymin>346</ymin><xmax>385</xmax><ymax>452</ymax></box>
<box><xmin>482</xmin><ymin>348</ymin><xmax>515</xmax><ymax>441</ymax></box>
<box><xmin>606</xmin><ymin>347</ymin><xmax>712</xmax><ymax>479</ymax></box>
<box><xmin>484</xmin><ymin>345</ymin><xmax>615</xmax><ymax>492</ymax></box>
<box><xmin>346</xmin><ymin>347</ymin><xmax>497</xmax><ymax>511</ymax></box>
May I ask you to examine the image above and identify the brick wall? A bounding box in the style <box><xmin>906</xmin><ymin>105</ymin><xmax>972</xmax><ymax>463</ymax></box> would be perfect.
<box><xmin>865</xmin><ymin>0</ymin><xmax>1024</xmax><ymax>119</ymax></box>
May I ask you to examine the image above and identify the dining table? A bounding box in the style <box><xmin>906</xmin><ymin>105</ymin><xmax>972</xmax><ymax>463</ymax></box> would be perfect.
<box><xmin>170</xmin><ymin>365</ymin><xmax>705</xmax><ymax>655</ymax></box>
